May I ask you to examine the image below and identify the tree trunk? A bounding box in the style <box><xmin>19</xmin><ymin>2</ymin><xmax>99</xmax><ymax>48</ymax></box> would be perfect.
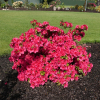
<box><xmin>97</xmin><ymin>0</ymin><xmax>99</xmax><ymax>6</ymax></box>
<box><xmin>84</xmin><ymin>0</ymin><xmax>87</xmax><ymax>11</ymax></box>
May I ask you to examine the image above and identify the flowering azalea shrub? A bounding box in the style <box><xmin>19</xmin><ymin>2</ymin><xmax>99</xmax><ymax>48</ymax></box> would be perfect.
<box><xmin>87</xmin><ymin>3</ymin><xmax>96</xmax><ymax>8</ymax></box>
<box><xmin>9</xmin><ymin>19</ymin><xmax>93</xmax><ymax>89</ymax></box>
<box><xmin>50</xmin><ymin>0</ymin><xmax>61</xmax><ymax>7</ymax></box>
<box><xmin>87</xmin><ymin>3</ymin><xmax>96</xmax><ymax>11</ymax></box>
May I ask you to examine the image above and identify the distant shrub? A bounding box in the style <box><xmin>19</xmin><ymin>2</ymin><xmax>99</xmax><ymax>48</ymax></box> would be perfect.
<box><xmin>1</xmin><ymin>3</ymin><xmax>5</xmax><ymax>8</ymax></box>
<box><xmin>75</xmin><ymin>5</ymin><xmax>79</xmax><ymax>9</ymax></box>
<box><xmin>78</xmin><ymin>6</ymin><xmax>84</xmax><ymax>12</ymax></box>
<box><xmin>38</xmin><ymin>3</ymin><xmax>43</xmax><ymax>8</ymax></box>
<box><xmin>49</xmin><ymin>0</ymin><xmax>61</xmax><ymax>7</ymax></box>
<box><xmin>35</xmin><ymin>3</ymin><xmax>43</xmax><ymax>9</ymax></box>
<box><xmin>70</xmin><ymin>6</ymin><xmax>75</xmax><ymax>9</ymax></box>
<box><xmin>90</xmin><ymin>6</ymin><xmax>95</xmax><ymax>10</ymax></box>
<box><xmin>59</xmin><ymin>2</ymin><xmax>65</xmax><ymax>9</ymax></box>
<box><xmin>42</xmin><ymin>0</ymin><xmax>49</xmax><ymax>8</ymax></box>
<box><xmin>87</xmin><ymin>3</ymin><xmax>96</xmax><ymax>8</ymax></box>
<box><xmin>12</xmin><ymin>1</ymin><xmax>23</xmax><ymax>8</ymax></box>
<box><xmin>96</xmin><ymin>6</ymin><xmax>100</xmax><ymax>12</ymax></box>
<box><xmin>29</xmin><ymin>3</ymin><xmax>35</xmax><ymax>8</ymax></box>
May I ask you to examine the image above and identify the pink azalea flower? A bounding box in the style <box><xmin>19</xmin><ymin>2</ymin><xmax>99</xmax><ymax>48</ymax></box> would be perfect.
<box><xmin>5</xmin><ymin>82</ymin><xmax>7</xmax><ymax>85</ymax></box>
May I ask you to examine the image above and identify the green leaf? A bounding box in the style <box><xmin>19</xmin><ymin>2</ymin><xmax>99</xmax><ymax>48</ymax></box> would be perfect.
<box><xmin>56</xmin><ymin>80</ymin><xmax>61</xmax><ymax>86</ymax></box>
<box><xmin>57</xmin><ymin>70</ymin><xmax>60</xmax><ymax>74</ymax></box>
<box><xmin>60</xmin><ymin>56</ymin><xmax>65</xmax><ymax>59</ymax></box>
<box><xmin>36</xmin><ymin>33</ymin><xmax>41</xmax><ymax>36</ymax></box>
<box><xmin>40</xmin><ymin>71</ymin><xmax>45</xmax><ymax>76</ymax></box>
<box><xmin>64</xmin><ymin>74</ymin><xmax>71</xmax><ymax>78</ymax></box>
<box><xmin>57</xmin><ymin>82</ymin><xmax>61</xmax><ymax>86</ymax></box>
<box><xmin>65</xmin><ymin>56</ymin><xmax>68</xmax><ymax>60</ymax></box>
<box><xmin>71</xmin><ymin>45</ymin><xmax>76</xmax><ymax>48</ymax></box>
<box><xmin>79</xmin><ymin>69</ymin><xmax>83</xmax><ymax>73</ymax></box>
<box><xmin>77</xmin><ymin>58</ymin><xmax>79</xmax><ymax>61</ymax></box>
<box><xmin>47</xmin><ymin>38</ymin><xmax>50</xmax><ymax>41</ymax></box>
<box><xmin>43</xmin><ymin>55</ymin><xmax>45</xmax><ymax>58</ymax></box>
<box><xmin>66</xmin><ymin>63</ymin><xmax>69</xmax><ymax>66</ymax></box>
<box><xmin>50</xmin><ymin>41</ymin><xmax>53</xmax><ymax>44</ymax></box>
<box><xmin>75</xmin><ymin>66</ymin><xmax>79</xmax><ymax>70</ymax></box>
<box><xmin>53</xmin><ymin>69</ymin><xmax>56</xmax><ymax>71</ymax></box>
<box><xmin>75</xmin><ymin>74</ymin><xmax>80</xmax><ymax>77</ymax></box>
<box><xmin>27</xmin><ymin>78</ymin><xmax>30</xmax><ymax>82</ymax></box>
<box><xmin>64</xmin><ymin>71</ymin><xmax>67</xmax><ymax>73</ymax></box>
<box><xmin>49</xmin><ymin>74</ymin><xmax>52</xmax><ymax>78</ymax></box>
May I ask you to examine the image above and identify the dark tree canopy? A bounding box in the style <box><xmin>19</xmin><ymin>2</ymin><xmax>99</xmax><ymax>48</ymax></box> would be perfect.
<box><xmin>4</xmin><ymin>0</ymin><xmax>8</xmax><ymax>2</ymax></box>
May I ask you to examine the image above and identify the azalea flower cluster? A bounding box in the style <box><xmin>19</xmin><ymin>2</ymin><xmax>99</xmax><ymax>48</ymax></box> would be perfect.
<box><xmin>9</xmin><ymin>19</ymin><xmax>93</xmax><ymax>89</ymax></box>
<box><xmin>71</xmin><ymin>24</ymin><xmax>88</xmax><ymax>41</ymax></box>
<box><xmin>60</xmin><ymin>20</ymin><xmax>73</xmax><ymax>28</ymax></box>
<box><xmin>60</xmin><ymin>20</ymin><xmax>88</xmax><ymax>41</ymax></box>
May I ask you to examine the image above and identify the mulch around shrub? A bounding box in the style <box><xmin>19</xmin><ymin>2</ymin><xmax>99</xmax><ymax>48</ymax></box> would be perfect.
<box><xmin>0</xmin><ymin>43</ymin><xmax>100</xmax><ymax>100</ymax></box>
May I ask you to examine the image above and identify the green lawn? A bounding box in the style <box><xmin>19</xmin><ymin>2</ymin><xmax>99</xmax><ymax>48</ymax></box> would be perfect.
<box><xmin>0</xmin><ymin>10</ymin><xmax>100</xmax><ymax>56</ymax></box>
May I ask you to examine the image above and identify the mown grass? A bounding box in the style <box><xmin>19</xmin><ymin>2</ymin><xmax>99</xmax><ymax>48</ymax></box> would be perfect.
<box><xmin>0</xmin><ymin>10</ymin><xmax>100</xmax><ymax>56</ymax></box>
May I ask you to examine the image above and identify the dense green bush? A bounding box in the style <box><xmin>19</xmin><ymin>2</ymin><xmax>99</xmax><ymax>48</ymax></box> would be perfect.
<box><xmin>38</xmin><ymin>3</ymin><xmax>43</xmax><ymax>8</ymax></box>
<box><xmin>42</xmin><ymin>0</ymin><xmax>53</xmax><ymax>4</ymax></box>
<box><xmin>42</xmin><ymin>0</ymin><xmax>49</xmax><ymax>8</ymax></box>
<box><xmin>96</xmin><ymin>5</ymin><xmax>100</xmax><ymax>12</ymax></box>
<box><xmin>70</xmin><ymin>6</ymin><xmax>75</xmax><ymax>9</ymax></box>
<box><xmin>35</xmin><ymin>4</ymin><xmax>39</xmax><ymax>9</ymax></box>
<box><xmin>75</xmin><ymin>5</ymin><xmax>79</xmax><ymax>9</ymax></box>
<box><xmin>1</xmin><ymin>3</ymin><xmax>5</xmax><ymax>8</ymax></box>
<box><xmin>47</xmin><ymin>0</ymin><xmax>53</xmax><ymax>4</ymax></box>
<box><xmin>59</xmin><ymin>2</ymin><xmax>65</xmax><ymax>9</ymax></box>
<box><xmin>90</xmin><ymin>6</ymin><xmax>95</xmax><ymax>10</ymax></box>
<box><xmin>29</xmin><ymin>3</ymin><xmax>35</xmax><ymax>8</ymax></box>
<box><xmin>35</xmin><ymin>3</ymin><xmax>43</xmax><ymax>9</ymax></box>
<box><xmin>78</xmin><ymin>6</ymin><xmax>84</xmax><ymax>12</ymax></box>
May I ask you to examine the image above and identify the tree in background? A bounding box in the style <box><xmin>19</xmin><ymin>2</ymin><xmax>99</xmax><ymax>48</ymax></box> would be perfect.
<box><xmin>11</xmin><ymin>0</ymin><xmax>14</xmax><ymax>4</ymax></box>
<box><xmin>47</xmin><ymin>0</ymin><xmax>53</xmax><ymax>4</ymax></box>
<box><xmin>4</xmin><ymin>0</ymin><xmax>8</xmax><ymax>2</ymax></box>
<box><xmin>42</xmin><ymin>0</ymin><xmax>53</xmax><ymax>4</ymax></box>
<box><xmin>84</xmin><ymin>0</ymin><xmax>87</xmax><ymax>11</ymax></box>
<box><xmin>42</xmin><ymin>0</ymin><xmax>49</xmax><ymax>8</ymax></box>
<box><xmin>4</xmin><ymin>0</ymin><xmax>9</xmax><ymax>8</ymax></box>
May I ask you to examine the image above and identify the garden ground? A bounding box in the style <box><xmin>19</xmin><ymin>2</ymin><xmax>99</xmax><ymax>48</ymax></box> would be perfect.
<box><xmin>0</xmin><ymin>43</ymin><xmax>100</xmax><ymax>100</ymax></box>
<box><xmin>0</xmin><ymin>10</ymin><xmax>100</xmax><ymax>100</ymax></box>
